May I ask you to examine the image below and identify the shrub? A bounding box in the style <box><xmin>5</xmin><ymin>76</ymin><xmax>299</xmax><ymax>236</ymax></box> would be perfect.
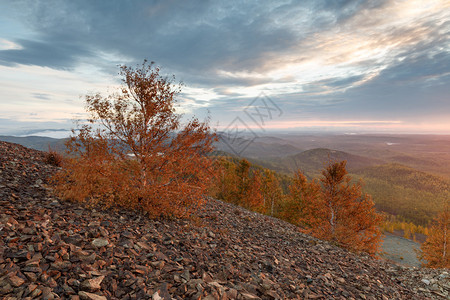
<box><xmin>52</xmin><ymin>60</ymin><xmax>216</xmax><ymax>218</ymax></box>
<box><xmin>44</xmin><ymin>147</ymin><xmax>63</xmax><ymax>167</ymax></box>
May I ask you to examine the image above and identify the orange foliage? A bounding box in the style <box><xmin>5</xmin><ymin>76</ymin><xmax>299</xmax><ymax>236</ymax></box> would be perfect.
<box><xmin>52</xmin><ymin>60</ymin><xmax>216</xmax><ymax>218</ymax></box>
<box><xmin>44</xmin><ymin>146</ymin><xmax>63</xmax><ymax>167</ymax></box>
<box><xmin>210</xmin><ymin>157</ymin><xmax>238</xmax><ymax>202</ymax></box>
<box><xmin>288</xmin><ymin>161</ymin><xmax>383</xmax><ymax>256</ymax></box>
<box><xmin>211</xmin><ymin>158</ymin><xmax>382</xmax><ymax>255</ymax></box>
<box><xmin>281</xmin><ymin>171</ymin><xmax>322</xmax><ymax>228</ymax></box>
<box><xmin>420</xmin><ymin>206</ymin><xmax>450</xmax><ymax>268</ymax></box>
<box><xmin>233</xmin><ymin>159</ymin><xmax>264</xmax><ymax>212</ymax></box>
<box><xmin>211</xmin><ymin>158</ymin><xmax>268</xmax><ymax>213</ymax></box>
<box><xmin>261</xmin><ymin>169</ymin><xmax>283</xmax><ymax>216</ymax></box>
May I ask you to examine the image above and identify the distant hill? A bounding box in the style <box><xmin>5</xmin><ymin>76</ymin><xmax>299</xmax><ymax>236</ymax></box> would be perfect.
<box><xmin>255</xmin><ymin>148</ymin><xmax>383</xmax><ymax>177</ymax></box>
<box><xmin>237</xmin><ymin>133</ymin><xmax>450</xmax><ymax>179</ymax></box>
<box><xmin>355</xmin><ymin>163</ymin><xmax>450</xmax><ymax>194</ymax></box>
<box><xmin>386</xmin><ymin>153</ymin><xmax>450</xmax><ymax>178</ymax></box>
<box><xmin>0</xmin><ymin>135</ymin><xmax>67</xmax><ymax>152</ymax></box>
<box><xmin>354</xmin><ymin>163</ymin><xmax>450</xmax><ymax>225</ymax></box>
<box><xmin>215</xmin><ymin>134</ymin><xmax>301</xmax><ymax>158</ymax></box>
<box><xmin>289</xmin><ymin>148</ymin><xmax>383</xmax><ymax>173</ymax></box>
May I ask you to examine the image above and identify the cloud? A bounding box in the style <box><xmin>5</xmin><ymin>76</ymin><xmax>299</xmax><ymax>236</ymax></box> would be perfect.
<box><xmin>0</xmin><ymin>1</ymin><xmax>367</xmax><ymax>75</ymax></box>
<box><xmin>0</xmin><ymin>38</ymin><xmax>93</xmax><ymax>69</ymax></box>
<box><xmin>32</xmin><ymin>93</ymin><xmax>52</xmax><ymax>101</ymax></box>
<box><xmin>0</xmin><ymin>0</ymin><xmax>449</xmax><ymax>133</ymax></box>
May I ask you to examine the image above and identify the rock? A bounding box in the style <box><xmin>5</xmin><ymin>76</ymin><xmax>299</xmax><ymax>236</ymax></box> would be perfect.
<box><xmin>227</xmin><ymin>288</ymin><xmax>238</xmax><ymax>298</ymax></box>
<box><xmin>180</xmin><ymin>270</ymin><xmax>190</xmax><ymax>281</ymax></box>
<box><xmin>24</xmin><ymin>283</ymin><xmax>38</xmax><ymax>297</ymax></box>
<box><xmin>80</xmin><ymin>276</ymin><xmax>105</xmax><ymax>292</ymax></box>
<box><xmin>241</xmin><ymin>292</ymin><xmax>261</xmax><ymax>299</ymax></box>
<box><xmin>8</xmin><ymin>275</ymin><xmax>25</xmax><ymax>287</ymax></box>
<box><xmin>265</xmin><ymin>290</ymin><xmax>279</xmax><ymax>299</ymax></box>
<box><xmin>62</xmin><ymin>283</ymin><xmax>76</xmax><ymax>294</ymax></box>
<box><xmin>65</xmin><ymin>234</ymin><xmax>84</xmax><ymax>245</ymax></box>
<box><xmin>51</xmin><ymin>260</ymin><xmax>72</xmax><ymax>270</ymax></box>
<box><xmin>0</xmin><ymin>283</ymin><xmax>13</xmax><ymax>294</ymax></box>
<box><xmin>336</xmin><ymin>277</ymin><xmax>345</xmax><ymax>284</ymax></box>
<box><xmin>91</xmin><ymin>238</ymin><xmax>109</xmax><ymax>248</ymax></box>
<box><xmin>152</xmin><ymin>291</ymin><xmax>162</xmax><ymax>300</ymax></box>
<box><xmin>68</xmin><ymin>278</ymin><xmax>81</xmax><ymax>287</ymax></box>
<box><xmin>30</xmin><ymin>287</ymin><xmax>42</xmax><ymax>298</ymax></box>
<box><xmin>421</xmin><ymin>279</ymin><xmax>430</xmax><ymax>285</ymax></box>
<box><xmin>41</xmin><ymin>286</ymin><xmax>55</xmax><ymax>300</ymax></box>
<box><xmin>6</xmin><ymin>250</ymin><xmax>30</xmax><ymax>261</ymax></box>
<box><xmin>78</xmin><ymin>291</ymin><xmax>107</xmax><ymax>300</ymax></box>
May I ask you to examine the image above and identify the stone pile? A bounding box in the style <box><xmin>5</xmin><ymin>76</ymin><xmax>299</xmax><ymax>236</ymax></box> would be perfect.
<box><xmin>0</xmin><ymin>141</ymin><xmax>448</xmax><ymax>299</ymax></box>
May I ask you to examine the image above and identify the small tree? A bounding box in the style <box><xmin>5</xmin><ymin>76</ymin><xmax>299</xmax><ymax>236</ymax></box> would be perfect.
<box><xmin>233</xmin><ymin>159</ymin><xmax>264</xmax><ymax>211</ymax></box>
<box><xmin>246</xmin><ymin>170</ymin><xmax>265</xmax><ymax>213</ymax></box>
<box><xmin>261</xmin><ymin>169</ymin><xmax>283</xmax><ymax>216</ymax></box>
<box><xmin>282</xmin><ymin>171</ymin><xmax>322</xmax><ymax>227</ymax></box>
<box><xmin>420</xmin><ymin>207</ymin><xmax>449</xmax><ymax>268</ymax></box>
<box><xmin>286</xmin><ymin>161</ymin><xmax>383</xmax><ymax>255</ymax></box>
<box><xmin>53</xmin><ymin>60</ymin><xmax>216</xmax><ymax>218</ymax></box>
<box><xmin>318</xmin><ymin>161</ymin><xmax>382</xmax><ymax>255</ymax></box>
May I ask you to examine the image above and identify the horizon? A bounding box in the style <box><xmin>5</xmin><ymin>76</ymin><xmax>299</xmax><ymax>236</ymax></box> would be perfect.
<box><xmin>1</xmin><ymin>1</ymin><xmax>449</xmax><ymax>135</ymax></box>
<box><xmin>3</xmin><ymin>129</ymin><xmax>450</xmax><ymax>141</ymax></box>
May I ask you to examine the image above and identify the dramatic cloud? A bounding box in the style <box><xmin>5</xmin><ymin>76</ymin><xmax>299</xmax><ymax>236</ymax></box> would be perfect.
<box><xmin>0</xmin><ymin>0</ymin><xmax>449</xmax><ymax>135</ymax></box>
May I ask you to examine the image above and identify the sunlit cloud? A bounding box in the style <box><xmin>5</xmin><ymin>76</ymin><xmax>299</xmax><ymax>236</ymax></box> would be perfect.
<box><xmin>0</xmin><ymin>39</ymin><xmax>22</xmax><ymax>50</ymax></box>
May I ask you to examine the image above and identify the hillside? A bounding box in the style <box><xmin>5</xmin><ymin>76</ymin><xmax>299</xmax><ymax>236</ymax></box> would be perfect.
<box><xmin>0</xmin><ymin>135</ymin><xmax>67</xmax><ymax>152</ymax></box>
<box><xmin>220</xmin><ymin>133</ymin><xmax>450</xmax><ymax>179</ymax></box>
<box><xmin>231</xmin><ymin>146</ymin><xmax>448</xmax><ymax>226</ymax></box>
<box><xmin>355</xmin><ymin>164</ymin><xmax>450</xmax><ymax>194</ymax></box>
<box><xmin>256</xmin><ymin>148</ymin><xmax>382</xmax><ymax>177</ymax></box>
<box><xmin>354</xmin><ymin>164</ymin><xmax>450</xmax><ymax>225</ymax></box>
<box><xmin>215</xmin><ymin>134</ymin><xmax>301</xmax><ymax>158</ymax></box>
<box><xmin>289</xmin><ymin>148</ymin><xmax>382</xmax><ymax>174</ymax></box>
<box><xmin>0</xmin><ymin>141</ymin><xmax>449</xmax><ymax>299</ymax></box>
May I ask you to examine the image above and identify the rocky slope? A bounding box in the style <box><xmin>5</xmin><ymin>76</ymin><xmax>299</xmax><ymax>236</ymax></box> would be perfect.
<box><xmin>0</xmin><ymin>141</ymin><xmax>448</xmax><ymax>299</ymax></box>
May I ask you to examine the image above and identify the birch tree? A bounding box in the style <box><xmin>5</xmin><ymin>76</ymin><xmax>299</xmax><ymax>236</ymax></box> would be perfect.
<box><xmin>53</xmin><ymin>60</ymin><xmax>216</xmax><ymax>218</ymax></box>
<box><xmin>420</xmin><ymin>207</ymin><xmax>450</xmax><ymax>268</ymax></box>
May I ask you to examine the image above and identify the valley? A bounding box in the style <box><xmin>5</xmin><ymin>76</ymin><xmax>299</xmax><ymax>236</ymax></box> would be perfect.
<box><xmin>216</xmin><ymin>133</ymin><xmax>450</xmax><ymax>226</ymax></box>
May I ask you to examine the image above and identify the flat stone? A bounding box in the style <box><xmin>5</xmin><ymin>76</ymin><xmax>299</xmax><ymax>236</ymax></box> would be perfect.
<box><xmin>78</xmin><ymin>291</ymin><xmax>107</xmax><ymax>300</ymax></box>
<box><xmin>241</xmin><ymin>292</ymin><xmax>261</xmax><ymax>300</ymax></box>
<box><xmin>80</xmin><ymin>276</ymin><xmax>105</xmax><ymax>292</ymax></box>
<box><xmin>91</xmin><ymin>238</ymin><xmax>109</xmax><ymax>248</ymax></box>
<box><xmin>8</xmin><ymin>275</ymin><xmax>25</xmax><ymax>287</ymax></box>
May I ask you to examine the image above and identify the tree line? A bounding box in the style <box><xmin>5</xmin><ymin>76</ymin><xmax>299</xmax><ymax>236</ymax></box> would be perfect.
<box><xmin>210</xmin><ymin>157</ymin><xmax>382</xmax><ymax>255</ymax></box>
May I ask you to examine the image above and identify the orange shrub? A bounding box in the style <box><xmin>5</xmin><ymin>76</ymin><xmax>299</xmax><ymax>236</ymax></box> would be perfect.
<box><xmin>44</xmin><ymin>147</ymin><xmax>63</xmax><ymax>167</ymax></box>
<box><xmin>52</xmin><ymin>61</ymin><xmax>216</xmax><ymax>218</ymax></box>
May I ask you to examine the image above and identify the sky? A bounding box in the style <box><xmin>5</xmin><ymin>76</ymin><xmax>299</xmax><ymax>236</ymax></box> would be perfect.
<box><xmin>0</xmin><ymin>0</ymin><xmax>449</xmax><ymax>137</ymax></box>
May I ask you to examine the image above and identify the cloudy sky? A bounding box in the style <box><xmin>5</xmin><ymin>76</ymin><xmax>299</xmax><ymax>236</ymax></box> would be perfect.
<box><xmin>0</xmin><ymin>0</ymin><xmax>449</xmax><ymax>136</ymax></box>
